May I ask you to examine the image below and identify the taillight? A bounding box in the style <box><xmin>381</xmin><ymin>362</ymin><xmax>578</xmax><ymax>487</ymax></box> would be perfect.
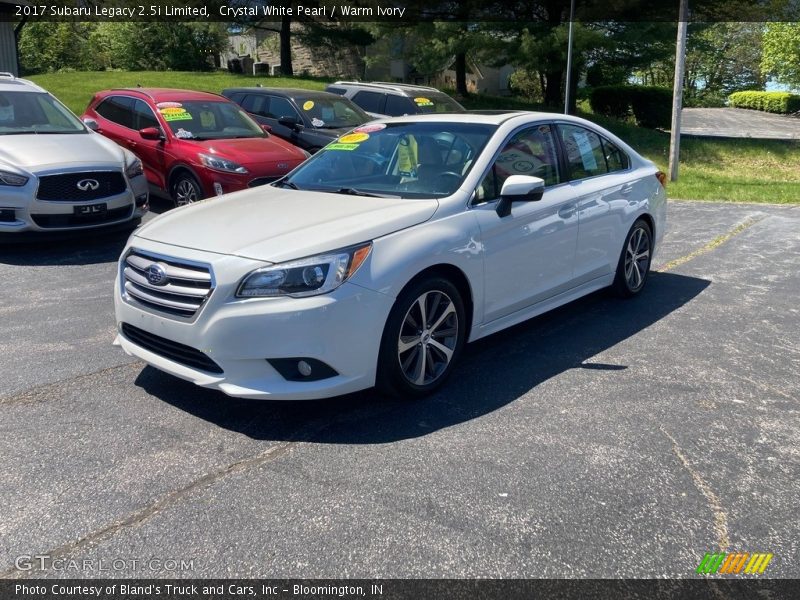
<box><xmin>656</xmin><ymin>171</ymin><xmax>667</xmax><ymax>188</ymax></box>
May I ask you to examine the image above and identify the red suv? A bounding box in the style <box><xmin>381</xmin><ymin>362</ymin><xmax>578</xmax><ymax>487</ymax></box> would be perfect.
<box><xmin>81</xmin><ymin>89</ymin><xmax>307</xmax><ymax>206</ymax></box>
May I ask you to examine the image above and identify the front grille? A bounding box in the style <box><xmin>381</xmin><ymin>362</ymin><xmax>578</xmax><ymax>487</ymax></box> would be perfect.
<box><xmin>123</xmin><ymin>249</ymin><xmax>213</xmax><ymax>319</ymax></box>
<box><xmin>120</xmin><ymin>323</ymin><xmax>223</xmax><ymax>374</ymax></box>
<box><xmin>248</xmin><ymin>177</ymin><xmax>278</xmax><ymax>188</ymax></box>
<box><xmin>37</xmin><ymin>171</ymin><xmax>127</xmax><ymax>201</ymax></box>
<box><xmin>31</xmin><ymin>206</ymin><xmax>132</xmax><ymax>228</ymax></box>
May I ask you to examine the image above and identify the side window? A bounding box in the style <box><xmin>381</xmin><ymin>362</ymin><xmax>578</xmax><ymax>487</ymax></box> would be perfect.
<box><xmin>227</xmin><ymin>93</ymin><xmax>246</xmax><ymax>105</ymax></box>
<box><xmin>268</xmin><ymin>96</ymin><xmax>299</xmax><ymax>120</ymax></box>
<box><xmin>601</xmin><ymin>137</ymin><xmax>629</xmax><ymax>172</ymax></box>
<box><xmin>95</xmin><ymin>96</ymin><xmax>135</xmax><ymax>129</ymax></box>
<box><xmin>133</xmin><ymin>99</ymin><xmax>158</xmax><ymax>131</ymax></box>
<box><xmin>476</xmin><ymin>124</ymin><xmax>561</xmax><ymax>203</ymax></box>
<box><xmin>240</xmin><ymin>94</ymin><xmax>270</xmax><ymax>118</ymax></box>
<box><xmin>351</xmin><ymin>91</ymin><xmax>385</xmax><ymax>114</ymax></box>
<box><xmin>327</xmin><ymin>87</ymin><xmax>346</xmax><ymax>95</ymax></box>
<box><xmin>384</xmin><ymin>95</ymin><xmax>414</xmax><ymax>116</ymax></box>
<box><xmin>559</xmin><ymin>124</ymin><xmax>609</xmax><ymax>180</ymax></box>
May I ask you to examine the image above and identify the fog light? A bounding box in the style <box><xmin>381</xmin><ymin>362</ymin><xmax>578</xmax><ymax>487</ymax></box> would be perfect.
<box><xmin>297</xmin><ymin>360</ymin><xmax>312</xmax><ymax>377</ymax></box>
<box><xmin>213</xmin><ymin>182</ymin><xmax>224</xmax><ymax>196</ymax></box>
<box><xmin>0</xmin><ymin>209</ymin><xmax>14</xmax><ymax>222</ymax></box>
<box><xmin>135</xmin><ymin>194</ymin><xmax>148</xmax><ymax>208</ymax></box>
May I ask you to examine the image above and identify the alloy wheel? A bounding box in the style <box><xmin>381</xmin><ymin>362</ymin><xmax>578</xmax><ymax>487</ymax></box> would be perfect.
<box><xmin>624</xmin><ymin>225</ymin><xmax>651</xmax><ymax>291</ymax></box>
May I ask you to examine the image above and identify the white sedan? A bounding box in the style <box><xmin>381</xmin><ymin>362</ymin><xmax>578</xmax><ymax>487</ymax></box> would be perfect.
<box><xmin>113</xmin><ymin>112</ymin><xmax>666</xmax><ymax>400</ymax></box>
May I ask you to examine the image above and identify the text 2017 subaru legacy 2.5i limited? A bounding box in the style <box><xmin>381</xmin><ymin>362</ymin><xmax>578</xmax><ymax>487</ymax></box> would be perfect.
<box><xmin>114</xmin><ymin>113</ymin><xmax>666</xmax><ymax>400</ymax></box>
<box><xmin>0</xmin><ymin>74</ymin><xmax>147</xmax><ymax>237</ymax></box>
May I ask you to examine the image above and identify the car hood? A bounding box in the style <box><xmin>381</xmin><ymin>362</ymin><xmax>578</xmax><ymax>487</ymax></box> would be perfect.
<box><xmin>185</xmin><ymin>137</ymin><xmax>306</xmax><ymax>167</ymax></box>
<box><xmin>134</xmin><ymin>187</ymin><xmax>439</xmax><ymax>263</ymax></box>
<box><xmin>0</xmin><ymin>133</ymin><xmax>125</xmax><ymax>171</ymax></box>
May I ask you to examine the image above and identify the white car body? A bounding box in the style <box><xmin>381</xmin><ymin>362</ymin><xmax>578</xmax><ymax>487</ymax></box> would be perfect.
<box><xmin>113</xmin><ymin>112</ymin><xmax>666</xmax><ymax>400</ymax></box>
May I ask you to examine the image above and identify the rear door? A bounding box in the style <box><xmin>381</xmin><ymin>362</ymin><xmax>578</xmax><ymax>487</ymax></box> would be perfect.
<box><xmin>555</xmin><ymin>123</ymin><xmax>637</xmax><ymax>284</ymax></box>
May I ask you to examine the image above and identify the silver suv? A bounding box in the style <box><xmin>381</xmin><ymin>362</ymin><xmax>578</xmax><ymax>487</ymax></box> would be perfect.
<box><xmin>325</xmin><ymin>81</ymin><xmax>465</xmax><ymax>118</ymax></box>
<box><xmin>0</xmin><ymin>73</ymin><xmax>148</xmax><ymax>237</ymax></box>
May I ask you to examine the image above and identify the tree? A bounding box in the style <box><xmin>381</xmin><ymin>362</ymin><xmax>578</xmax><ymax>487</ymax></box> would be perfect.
<box><xmin>762</xmin><ymin>23</ymin><xmax>800</xmax><ymax>90</ymax></box>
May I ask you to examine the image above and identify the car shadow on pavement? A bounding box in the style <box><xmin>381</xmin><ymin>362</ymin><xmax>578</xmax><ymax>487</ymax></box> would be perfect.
<box><xmin>0</xmin><ymin>227</ymin><xmax>132</xmax><ymax>266</ymax></box>
<box><xmin>136</xmin><ymin>271</ymin><xmax>710</xmax><ymax>444</ymax></box>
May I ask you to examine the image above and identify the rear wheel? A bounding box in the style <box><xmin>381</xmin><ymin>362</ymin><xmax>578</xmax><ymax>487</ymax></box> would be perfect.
<box><xmin>377</xmin><ymin>277</ymin><xmax>466</xmax><ymax>399</ymax></box>
<box><xmin>171</xmin><ymin>172</ymin><xmax>203</xmax><ymax>207</ymax></box>
<box><xmin>613</xmin><ymin>219</ymin><xmax>653</xmax><ymax>297</ymax></box>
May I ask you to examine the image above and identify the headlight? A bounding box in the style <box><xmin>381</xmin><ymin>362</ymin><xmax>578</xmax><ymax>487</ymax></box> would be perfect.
<box><xmin>125</xmin><ymin>157</ymin><xmax>144</xmax><ymax>178</ymax></box>
<box><xmin>0</xmin><ymin>169</ymin><xmax>28</xmax><ymax>186</ymax></box>
<box><xmin>237</xmin><ymin>242</ymin><xmax>372</xmax><ymax>298</ymax></box>
<box><xmin>199</xmin><ymin>153</ymin><xmax>248</xmax><ymax>174</ymax></box>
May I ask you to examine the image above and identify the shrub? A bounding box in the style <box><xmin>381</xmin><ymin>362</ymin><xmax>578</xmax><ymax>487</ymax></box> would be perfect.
<box><xmin>630</xmin><ymin>87</ymin><xmax>672</xmax><ymax>129</ymax></box>
<box><xmin>589</xmin><ymin>85</ymin><xmax>631</xmax><ymax>120</ymax></box>
<box><xmin>728</xmin><ymin>91</ymin><xmax>800</xmax><ymax>114</ymax></box>
<box><xmin>590</xmin><ymin>85</ymin><xmax>672</xmax><ymax>128</ymax></box>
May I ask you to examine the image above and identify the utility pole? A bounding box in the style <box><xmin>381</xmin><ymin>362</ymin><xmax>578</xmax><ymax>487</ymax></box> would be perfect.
<box><xmin>668</xmin><ymin>0</ymin><xmax>689</xmax><ymax>181</ymax></box>
<box><xmin>564</xmin><ymin>0</ymin><xmax>576</xmax><ymax>114</ymax></box>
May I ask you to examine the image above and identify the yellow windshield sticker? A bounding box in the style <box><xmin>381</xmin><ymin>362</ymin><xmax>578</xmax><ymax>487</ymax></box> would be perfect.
<box><xmin>339</xmin><ymin>132</ymin><xmax>369</xmax><ymax>144</ymax></box>
<box><xmin>396</xmin><ymin>135</ymin><xmax>418</xmax><ymax>175</ymax></box>
<box><xmin>159</xmin><ymin>107</ymin><xmax>192</xmax><ymax>121</ymax></box>
<box><xmin>414</xmin><ymin>97</ymin><xmax>434</xmax><ymax>107</ymax></box>
<box><xmin>302</xmin><ymin>100</ymin><xmax>315</xmax><ymax>110</ymax></box>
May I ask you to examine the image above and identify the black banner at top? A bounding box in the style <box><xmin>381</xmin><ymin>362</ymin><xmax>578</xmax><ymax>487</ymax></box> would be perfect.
<box><xmin>1</xmin><ymin>0</ymin><xmax>800</xmax><ymax>23</ymax></box>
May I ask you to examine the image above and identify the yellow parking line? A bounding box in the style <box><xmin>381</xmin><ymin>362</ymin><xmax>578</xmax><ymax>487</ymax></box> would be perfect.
<box><xmin>657</xmin><ymin>216</ymin><xmax>763</xmax><ymax>272</ymax></box>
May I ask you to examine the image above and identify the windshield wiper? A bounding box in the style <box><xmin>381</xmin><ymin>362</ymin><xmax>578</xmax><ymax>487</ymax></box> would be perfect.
<box><xmin>335</xmin><ymin>187</ymin><xmax>399</xmax><ymax>198</ymax></box>
<box><xmin>274</xmin><ymin>180</ymin><xmax>299</xmax><ymax>189</ymax></box>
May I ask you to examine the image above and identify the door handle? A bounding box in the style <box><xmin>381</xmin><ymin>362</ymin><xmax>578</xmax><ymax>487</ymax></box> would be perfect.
<box><xmin>620</xmin><ymin>183</ymin><xmax>635</xmax><ymax>196</ymax></box>
<box><xmin>558</xmin><ymin>205</ymin><xmax>576</xmax><ymax>219</ymax></box>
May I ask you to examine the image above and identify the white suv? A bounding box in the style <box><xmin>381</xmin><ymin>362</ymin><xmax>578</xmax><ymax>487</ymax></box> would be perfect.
<box><xmin>0</xmin><ymin>73</ymin><xmax>148</xmax><ymax>237</ymax></box>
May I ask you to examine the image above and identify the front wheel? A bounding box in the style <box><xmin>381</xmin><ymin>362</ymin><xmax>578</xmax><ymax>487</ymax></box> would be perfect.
<box><xmin>613</xmin><ymin>219</ymin><xmax>653</xmax><ymax>297</ymax></box>
<box><xmin>377</xmin><ymin>277</ymin><xmax>466</xmax><ymax>399</ymax></box>
<box><xmin>171</xmin><ymin>173</ymin><xmax>203</xmax><ymax>207</ymax></box>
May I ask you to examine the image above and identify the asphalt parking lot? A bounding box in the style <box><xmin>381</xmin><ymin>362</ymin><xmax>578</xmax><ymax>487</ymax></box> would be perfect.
<box><xmin>1</xmin><ymin>199</ymin><xmax>798</xmax><ymax>579</ymax></box>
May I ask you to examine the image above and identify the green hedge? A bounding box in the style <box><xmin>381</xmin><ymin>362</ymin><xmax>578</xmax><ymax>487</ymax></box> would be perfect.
<box><xmin>589</xmin><ymin>85</ymin><xmax>672</xmax><ymax>129</ymax></box>
<box><xmin>728</xmin><ymin>91</ymin><xmax>800</xmax><ymax>114</ymax></box>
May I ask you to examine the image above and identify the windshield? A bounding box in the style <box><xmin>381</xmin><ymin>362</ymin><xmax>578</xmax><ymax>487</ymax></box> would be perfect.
<box><xmin>294</xmin><ymin>95</ymin><xmax>370</xmax><ymax>129</ymax></box>
<box><xmin>411</xmin><ymin>93</ymin><xmax>465</xmax><ymax>114</ymax></box>
<box><xmin>0</xmin><ymin>91</ymin><xmax>87</xmax><ymax>135</ymax></box>
<box><xmin>280</xmin><ymin>121</ymin><xmax>496</xmax><ymax>198</ymax></box>
<box><xmin>157</xmin><ymin>101</ymin><xmax>265</xmax><ymax>141</ymax></box>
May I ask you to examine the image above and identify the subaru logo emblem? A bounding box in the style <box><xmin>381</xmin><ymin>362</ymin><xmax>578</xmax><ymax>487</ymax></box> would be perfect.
<box><xmin>146</xmin><ymin>263</ymin><xmax>168</xmax><ymax>286</ymax></box>
<box><xmin>76</xmin><ymin>179</ymin><xmax>100</xmax><ymax>191</ymax></box>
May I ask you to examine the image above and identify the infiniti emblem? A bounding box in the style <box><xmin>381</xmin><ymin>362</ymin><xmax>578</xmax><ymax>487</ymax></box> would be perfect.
<box><xmin>146</xmin><ymin>263</ymin><xmax>168</xmax><ymax>286</ymax></box>
<box><xmin>76</xmin><ymin>179</ymin><xmax>100</xmax><ymax>191</ymax></box>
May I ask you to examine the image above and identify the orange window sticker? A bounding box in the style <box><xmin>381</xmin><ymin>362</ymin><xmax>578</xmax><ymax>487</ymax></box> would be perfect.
<box><xmin>338</xmin><ymin>132</ymin><xmax>369</xmax><ymax>144</ymax></box>
<box><xmin>302</xmin><ymin>100</ymin><xmax>315</xmax><ymax>110</ymax></box>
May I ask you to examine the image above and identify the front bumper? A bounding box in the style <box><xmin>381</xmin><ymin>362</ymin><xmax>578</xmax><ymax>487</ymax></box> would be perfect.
<box><xmin>0</xmin><ymin>171</ymin><xmax>148</xmax><ymax>234</ymax></box>
<box><xmin>113</xmin><ymin>242</ymin><xmax>393</xmax><ymax>400</ymax></box>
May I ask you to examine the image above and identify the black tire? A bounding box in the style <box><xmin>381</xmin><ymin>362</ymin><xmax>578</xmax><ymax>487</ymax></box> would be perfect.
<box><xmin>170</xmin><ymin>172</ymin><xmax>203</xmax><ymax>208</ymax></box>
<box><xmin>377</xmin><ymin>277</ymin><xmax>466</xmax><ymax>399</ymax></box>
<box><xmin>612</xmin><ymin>218</ymin><xmax>653</xmax><ymax>298</ymax></box>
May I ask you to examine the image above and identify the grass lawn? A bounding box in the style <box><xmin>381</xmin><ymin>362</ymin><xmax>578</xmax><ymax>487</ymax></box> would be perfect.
<box><xmin>29</xmin><ymin>71</ymin><xmax>800</xmax><ymax>204</ymax></box>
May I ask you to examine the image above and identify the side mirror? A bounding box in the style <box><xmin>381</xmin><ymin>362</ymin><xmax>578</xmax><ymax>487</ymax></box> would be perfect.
<box><xmin>496</xmin><ymin>175</ymin><xmax>545</xmax><ymax>217</ymax></box>
<box><xmin>82</xmin><ymin>117</ymin><xmax>99</xmax><ymax>131</ymax></box>
<box><xmin>139</xmin><ymin>127</ymin><xmax>163</xmax><ymax>141</ymax></box>
<box><xmin>278</xmin><ymin>116</ymin><xmax>301</xmax><ymax>130</ymax></box>
<box><xmin>260</xmin><ymin>123</ymin><xmax>272</xmax><ymax>134</ymax></box>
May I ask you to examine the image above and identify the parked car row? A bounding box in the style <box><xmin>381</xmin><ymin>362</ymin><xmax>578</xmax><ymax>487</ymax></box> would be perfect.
<box><xmin>0</xmin><ymin>77</ymin><xmax>468</xmax><ymax>236</ymax></box>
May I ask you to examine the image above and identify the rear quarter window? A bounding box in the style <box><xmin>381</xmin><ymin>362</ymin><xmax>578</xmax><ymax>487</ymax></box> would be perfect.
<box><xmin>95</xmin><ymin>96</ymin><xmax>135</xmax><ymax>129</ymax></box>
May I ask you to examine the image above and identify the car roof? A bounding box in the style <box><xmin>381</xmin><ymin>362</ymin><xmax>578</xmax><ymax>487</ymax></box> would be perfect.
<box><xmin>0</xmin><ymin>73</ymin><xmax>47</xmax><ymax>94</ymax></box>
<box><xmin>366</xmin><ymin>111</ymin><xmax>569</xmax><ymax>126</ymax></box>
<box><xmin>330</xmin><ymin>81</ymin><xmax>443</xmax><ymax>95</ymax></box>
<box><xmin>100</xmin><ymin>88</ymin><xmax>227</xmax><ymax>103</ymax></box>
<box><xmin>223</xmin><ymin>87</ymin><xmax>344</xmax><ymax>100</ymax></box>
